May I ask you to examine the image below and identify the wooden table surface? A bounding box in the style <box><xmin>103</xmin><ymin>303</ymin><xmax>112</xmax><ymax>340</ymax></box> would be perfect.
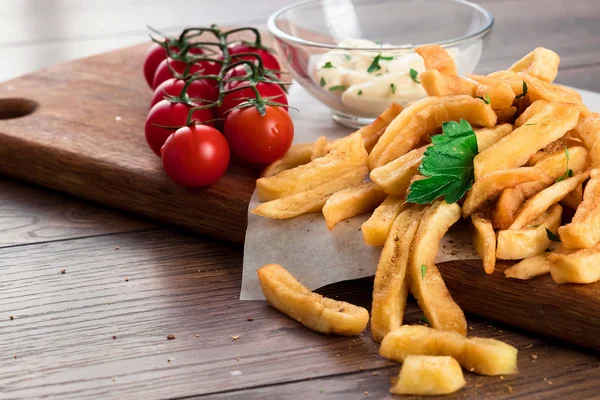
<box><xmin>1</xmin><ymin>1</ymin><xmax>599</xmax><ymax>399</ymax></box>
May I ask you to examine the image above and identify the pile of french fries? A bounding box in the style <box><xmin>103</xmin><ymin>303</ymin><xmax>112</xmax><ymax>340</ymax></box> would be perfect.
<box><xmin>255</xmin><ymin>45</ymin><xmax>600</xmax><ymax>395</ymax></box>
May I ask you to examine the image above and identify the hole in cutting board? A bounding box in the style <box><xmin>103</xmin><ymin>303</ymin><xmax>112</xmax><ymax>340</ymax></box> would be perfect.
<box><xmin>0</xmin><ymin>98</ymin><xmax>38</xmax><ymax>120</ymax></box>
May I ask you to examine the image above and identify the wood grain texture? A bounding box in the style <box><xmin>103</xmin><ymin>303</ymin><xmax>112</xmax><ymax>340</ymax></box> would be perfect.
<box><xmin>2</xmin><ymin>230</ymin><xmax>598</xmax><ymax>399</ymax></box>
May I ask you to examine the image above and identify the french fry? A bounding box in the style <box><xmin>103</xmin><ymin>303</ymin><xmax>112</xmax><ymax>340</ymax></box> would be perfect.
<box><xmin>572</xmin><ymin>169</ymin><xmax>600</xmax><ymax>221</ymax></box>
<box><xmin>361</xmin><ymin>196</ymin><xmax>408</xmax><ymax>246</ymax></box>
<box><xmin>496</xmin><ymin>204</ymin><xmax>562</xmax><ymax>260</ymax></box>
<box><xmin>369</xmin><ymin>146</ymin><xmax>428</xmax><ymax>196</ymax></box>
<box><xmin>256</xmin><ymin>133</ymin><xmax>367</xmax><ymax>201</ymax></box>
<box><xmin>369</xmin><ymin>95</ymin><xmax>496</xmax><ymax>169</ymax></box>
<box><xmin>471</xmin><ymin>212</ymin><xmax>496</xmax><ymax>274</ymax></box>
<box><xmin>475</xmin><ymin>81</ymin><xmax>515</xmax><ymax>110</ymax></box>
<box><xmin>252</xmin><ymin>166</ymin><xmax>368</xmax><ymax>219</ymax></box>
<box><xmin>371</xmin><ymin>206</ymin><xmax>425</xmax><ymax>342</ymax></box>
<box><xmin>548</xmin><ymin>245</ymin><xmax>600</xmax><ymax>284</ymax></box>
<box><xmin>408</xmin><ymin>201</ymin><xmax>467</xmax><ymax>335</ymax></box>
<box><xmin>494</xmin><ymin>106</ymin><xmax>517</xmax><ymax>123</ymax></box>
<box><xmin>514</xmin><ymin>100</ymin><xmax>549</xmax><ymax>128</ymax></box>
<box><xmin>257</xmin><ymin>264</ymin><xmax>369</xmax><ymax>335</ymax></box>
<box><xmin>509</xmin><ymin>171</ymin><xmax>590</xmax><ymax>230</ymax></box>
<box><xmin>261</xmin><ymin>143</ymin><xmax>314</xmax><ymax>177</ymax></box>
<box><xmin>508</xmin><ymin>47</ymin><xmax>560</xmax><ymax>83</ymax></box>
<box><xmin>389</xmin><ymin>356</ymin><xmax>465</xmax><ymax>396</ymax></box>
<box><xmin>322</xmin><ymin>182</ymin><xmax>386</xmax><ymax>230</ymax></box>
<box><xmin>419</xmin><ymin>69</ymin><xmax>476</xmax><ymax>96</ymax></box>
<box><xmin>558</xmin><ymin>171</ymin><xmax>600</xmax><ymax>248</ymax></box>
<box><xmin>505</xmin><ymin>254</ymin><xmax>551</xmax><ymax>280</ymax></box>
<box><xmin>562</xmin><ymin>184</ymin><xmax>583</xmax><ymax>209</ymax></box>
<box><xmin>474</xmin><ymin>102</ymin><xmax>581</xmax><ymax>180</ymax></box>
<box><xmin>492</xmin><ymin>188</ymin><xmax>525</xmax><ymax>230</ymax></box>
<box><xmin>379</xmin><ymin>325</ymin><xmax>519</xmax><ymax>376</ymax></box>
<box><xmin>462</xmin><ymin>167</ymin><xmax>544</xmax><ymax>217</ymax></box>
<box><xmin>475</xmin><ymin>124</ymin><xmax>513</xmax><ymax>152</ymax></box>
<box><xmin>572</xmin><ymin>115</ymin><xmax>600</xmax><ymax>168</ymax></box>
<box><xmin>415</xmin><ymin>44</ymin><xmax>458</xmax><ymax>75</ymax></box>
<box><xmin>311</xmin><ymin>136</ymin><xmax>329</xmax><ymax>160</ymax></box>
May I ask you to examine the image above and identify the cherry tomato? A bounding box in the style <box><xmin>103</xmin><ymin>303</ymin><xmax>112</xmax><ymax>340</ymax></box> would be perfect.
<box><xmin>222</xmin><ymin>64</ymin><xmax>253</xmax><ymax>81</ymax></box>
<box><xmin>150</xmin><ymin>78</ymin><xmax>218</xmax><ymax>108</ymax></box>
<box><xmin>145</xmin><ymin>100</ymin><xmax>214</xmax><ymax>157</ymax></box>
<box><xmin>224</xmin><ymin>105</ymin><xmax>293</xmax><ymax>164</ymax></box>
<box><xmin>217</xmin><ymin>80</ymin><xmax>288</xmax><ymax>117</ymax></box>
<box><xmin>143</xmin><ymin>43</ymin><xmax>204</xmax><ymax>88</ymax></box>
<box><xmin>152</xmin><ymin>58</ymin><xmax>220</xmax><ymax>89</ymax></box>
<box><xmin>227</xmin><ymin>43</ymin><xmax>281</xmax><ymax>76</ymax></box>
<box><xmin>161</xmin><ymin>125</ymin><xmax>230</xmax><ymax>187</ymax></box>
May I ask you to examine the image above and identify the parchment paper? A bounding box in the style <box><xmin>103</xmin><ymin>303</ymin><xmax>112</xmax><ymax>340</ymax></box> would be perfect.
<box><xmin>240</xmin><ymin>85</ymin><xmax>600</xmax><ymax>300</ymax></box>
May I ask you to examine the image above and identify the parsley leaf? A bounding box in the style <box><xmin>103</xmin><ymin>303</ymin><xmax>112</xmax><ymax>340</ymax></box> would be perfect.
<box><xmin>409</xmin><ymin>68</ymin><xmax>420</xmax><ymax>84</ymax></box>
<box><xmin>390</xmin><ymin>83</ymin><xmax>397</xmax><ymax>94</ymax></box>
<box><xmin>343</xmin><ymin>54</ymin><xmax>351</xmax><ymax>61</ymax></box>
<box><xmin>367</xmin><ymin>53</ymin><xmax>392</xmax><ymax>73</ymax></box>
<box><xmin>420</xmin><ymin>315</ymin><xmax>430</xmax><ymax>325</ymax></box>
<box><xmin>515</xmin><ymin>81</ymin><xmax>528</xmax><ymax>99</ymax></box>
<box><xmin>546</xmin><ymin>228</ymin><xmax>561</xmax><ymax>242</ymax></box>
<box><xmin>329</xmin><ymin>85</ymin><xmax>346</xmax><ymax>92</ymax></box>
<box><xmin>421</xmin><ymin>264</ymin><xmax>427</xmax><ymax>279</ymax></box>
<box><xmin>322</xmin><ymin>61</ymin><xmax>335</xmax><ymax>69</ymax></box>
<box><xmin>320</xmin><ymin>77</ymin><xmax>326</xmax><ymax>87</ymax></box>
<box><xmin>555</xmin><ymin>146</ymin><xmax>573</xmax><ymax>183</ymax></box>
<box><xmin>407</xmin><ymin>119</ymin><xmax>478</xmax><ymax>204</ymax></box>
<box><xmin>477</xmin><ymin>93</ymin><xmax>491</xmax><ymax>104</ymax></box>
<box><xmin>357</xmin><ymin>89</ymin><xmax>363</xmax><ymax>95</ymax></box>
<box><xmin>380</xmin><ymin>55</ymin><xmax>394</xmax><ymax>61</ymax></box>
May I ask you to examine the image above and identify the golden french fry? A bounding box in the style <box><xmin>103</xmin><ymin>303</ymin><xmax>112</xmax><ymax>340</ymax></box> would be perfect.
<box><xmin>409</xmin><ymin>201</ymin><xmax>466</xmax><ymax>335</ymax></box>
<box><xmin>419</xmin><ymin>69</ymin><xmax>476</xmax><ymax>96</ymax></box>
<box><xmin>505</xmin><ymin>254</ymin><xmax>551</xmax><ymax>280</ymax></box>
<box><xmin>548</xmin><ymin>245</ymin><xmax>600</xmax><ymax>284</ymax></box>
<box><xmin>261</xmin><ymin>143</ymin><xmax>314</xmax><ymax>177</ymax></box>
<box><xmin>390</xmin><ymin>356</ymin><xmax>465</xmax><ymax>396</ymax></box>
<box><xmin>509</xmin><ymin>171</ymin><xmax>590</xmax><ymax>230</ymax></box>
<box><xmin>379</xmin><ymin>325</ymin><xmax>519</xmax><ymax>376</ymax></box>
<box><xmin>475</xmin><ymin>81</ymin><xmax>515</xmax><ymax>110</ymax></box>
<box><xmin>559</xmin><ymin>171</ymin><xmax>600</xmax><ymax>248</ymax></box>
<box><xmin>257</xmin><ymin>264</ymin><xmax>369</xmax><ymax>335</ymax></box>
<box><xmin>471</xmin><ymin>212</ymin><xmax>496</xmax><ymax>274</ymax></box>
<box><xmin>322</xmin><ymin>182</ymin><xmax>386</xmax><ymax>230</ymax></box>
<box><xmin>257</xmin><ymin>133</ymin><xmax>367</xmax><ymax>201</ymax></box>
<box><xmin>492</xmin><ymin>188</ymin><xmax>525</xmax><ymax>230</ymax></box>
<box><xmin>494</xmin><ymin>106</ymin><xmax>517</xmax><ymax>123</ymax></box>
<box><xmin>562</xmin><ymin>184</ymin><xmax>583</xmax><ymax>209</ymax></box>
<box><xmin>497</xmin><ymin>204</ymin><xmax>562</xmax><ymax>260</ymax></box>
<box><xmin>508</xmin><ymin>47</ymin><xmax>560</xmax><ymax>82</ymax></box>
<box><xmin>462</xmin><ymin>167</ymin><xmax>543</xmax><ymax>217</ymax></box>
<box><xmin>474</xmin><ymin>102</ymin><xmax>581</xmax><ymax>180</ymax></box>
<box><xmin>514</xmin><ymin>100</ymin><xmax>549</xmax><ymax>128</ymax></box>
<box><xmin>370</xmin><ymin>146</ymin><xmax>428</xmax><ymax>196</ymax></box>
<box><xmin>572</xmin><ymin>169</ymin><xmax>600</xmax><ymax>222</ymax></box>
<box><xmin>415</xmin><ymin>44</ymin><xmax>458</xmax><ymax>75</ymax></box>
<box><xmin>371</xmin><ymin>206</ymin><xmax>425</xmax><ymax>342</ymax></box>
<box><xmin>475</xmin><ymin>124</ymin><xmax>513</xmax><ymax>152</ymax></box>
<box><xmin>361</xmin><ymin>195</ymin><xmax>408</xmax><ymax>246</ymax></box>
<box><xmin>370</xmin><ymin>96</ymin><xmax>497</xmax><ymax>168</ymax></box>
<box><xmin>572</xmin><ymin>115</ymin><xmax>600</xmax><ymax>168</ymax></box>
<box><xmin>252</xmin><ymin>166</ymin><xmax>368</xmax><ymax>219</ymax></box>
<box><xmin>311</xmin><ymin>136</ymin><xmax>329</xmax><ymax>160</ymax></box>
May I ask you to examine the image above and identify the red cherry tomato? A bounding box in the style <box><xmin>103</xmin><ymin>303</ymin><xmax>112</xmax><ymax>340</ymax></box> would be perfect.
<box><xmin>143</xmin><ymin>43</ymin><xmax>204</xmax><ymax>88</ymax></box>
<box><xmin>217</xmin><ymin>80</ymin><xmax>288</xmax><ymax>117</ymax></box>
<box><xmin>150</xmin><ymin>78</ymin><xmax>218</xmax><ymax>108</ymax></box>
<box><xmin>222</xmin><ymin>64</ymin><xmax>253</xmax><ymax>81</ymax></box>
<box><xmin>227</xmin><ymin>43</ymin><xmax>281</xmax><ymax>76</ymax></box>
<box><xmin>224</xmin><ymin>105</ymin><xmax>294</xmax><ymax>165</ymax></box>
<box><xmin>145</xmin><ymin>100</ymin><xmax>214</xmax><ymax>157</ymax></box>
<box><xmin>161</xmin><ymin>125</ymin><xmax>230</xmax><ymax>187</ymax></box>
<box><xmin>152</xmin><ymin>58</ymin><xmax>220</xmax><ymax>89</ymax></box>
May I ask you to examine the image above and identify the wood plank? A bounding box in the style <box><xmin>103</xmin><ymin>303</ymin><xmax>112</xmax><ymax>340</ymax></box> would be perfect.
<box><xmin>1</xmin><ymin>229</ymin><xmax>598</xmax><ymax>399</ymax></box>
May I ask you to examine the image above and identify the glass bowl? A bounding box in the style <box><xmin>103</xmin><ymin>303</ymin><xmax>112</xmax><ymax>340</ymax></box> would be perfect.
<box><xmin>268</xmin><ymin>0</ymin><xmax>494</xmax><ymax>128</ymax></box>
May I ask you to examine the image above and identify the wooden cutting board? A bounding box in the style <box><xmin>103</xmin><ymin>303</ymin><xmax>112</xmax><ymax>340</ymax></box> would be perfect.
<box><xmin>0</xmin><ymin>38</ymin><xmax>598</xmax><ymax>353</ymax></box>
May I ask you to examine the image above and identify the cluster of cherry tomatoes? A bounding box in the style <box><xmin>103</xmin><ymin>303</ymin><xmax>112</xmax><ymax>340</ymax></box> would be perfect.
<box><xmin>143</xmin><ymin>26</ymin><xmax>294</xmax><ymax>187</ymax></box>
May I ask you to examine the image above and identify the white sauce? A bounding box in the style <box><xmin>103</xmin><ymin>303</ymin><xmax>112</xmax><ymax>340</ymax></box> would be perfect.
<box><xmin>314</xmin><ymin>39</ymin><xmax>459</xmax><ymax>118</ymax></box>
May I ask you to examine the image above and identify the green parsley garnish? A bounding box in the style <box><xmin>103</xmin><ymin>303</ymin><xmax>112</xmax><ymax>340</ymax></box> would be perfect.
<box><xmin>380</xmin><ymin>55</ymin><xmax>394</xmax><ymax>61</ymax></box>
<box><xmin>524</xmin><ymin>123</ymin><xmax>537</xmax><ymax>126</ymax></box>
<box><xmin>420</xmin><ymin>315</ymin><xmax>430</xmax><ymax>325</ymax></box>
<box><xmin>367</xmin><ymin>53</ymin><xmax>389</xmax><ymax>73</ymax></box>
<box><xmin>329</xmin><ymin>85</ymin><xmax>346</xmax><ymax>92</ymax></box>
<box><xmin>390</xmin><ymin>83</ymin><xmax>397</xmax><ymax>95</ymax></box>
<box><xmin>546</xmin><ymin>228</ymin><xmax>561</xmax><ymax>242</ymax></box>
<box><xmin>515</xmin><ymin>81</ymin><xmax>528</xmax><ymax>99</ymax></box>
<box><xmin>343</xmin><ymin>54</ymin><xmax>351</xmax><ymax>61</ymax></box>
<box><xmin>409</xmin><ymin>68</ymin><xmax>420</xmax><ymax>84</ymax></box>
<box><xmin>477</xmin><ymin>93</ymin><xmax>491</xmax><ymax>104</ymax></box>
<box><xmin>322</xmin><ymin>61</ymin><xmax>335</xmax><ymax>69</ymax></box>
<box><xmin>407</xmin><ymin>119</ymin><xmax>478</xmax><ymax>204</ymax></box>
<box><xmin>358</xmin><ymin>89</ymin><xmax>363</xmax><ymax>96</ymax></box>
<box><xmin>421</xmin><ymin>264</ymin><xmax>427</xmax><ymax>279</ymax></box>
<box><xmin>555</xmin><ymin>146</ymin><xmax>573</xmax><ymax>183</ymax></box>
<box><xmin>320</xmin><ymin>77</ymin><xmax>326</xmax><ymax>87</ymax></box>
